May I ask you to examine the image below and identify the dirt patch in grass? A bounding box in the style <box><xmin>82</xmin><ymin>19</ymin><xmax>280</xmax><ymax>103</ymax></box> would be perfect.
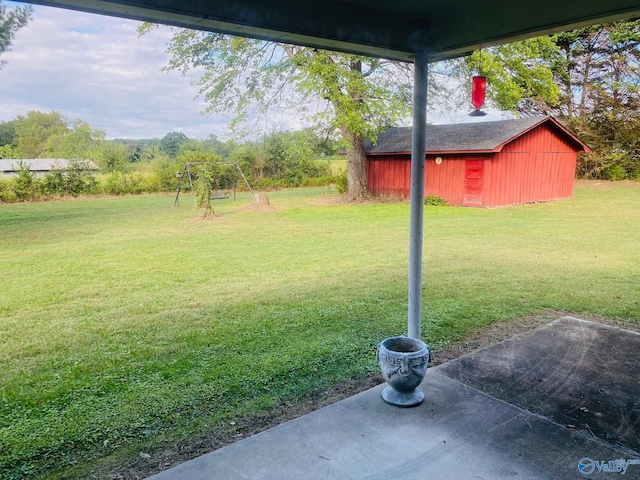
<box><xmin>310</xmin><ymin>195</ymin><xmax>345</xmax><ymax>206</ymax></box>
<box><xmin>86</xmin><ymin>311</ymin><xmax>639</xmax><ymax>480</ymax></box>
<box><xmin>310</xmin><ymin>195</ymin><xmax>407</xmax><ymax>206</ymax></box>
<box><xmin>575</xmin><ymin>179</ymin><xmax>640</xmax><ymax>189</ymax></box>
<box><xmin>234</xmin><ymin>203</ymin><xmax>283</xmax><ymax>212</ymax></box>
<box><xmin>186</xmin><ymin>214</ymin><xmax>228</xmax><ymax>222</ymax></box>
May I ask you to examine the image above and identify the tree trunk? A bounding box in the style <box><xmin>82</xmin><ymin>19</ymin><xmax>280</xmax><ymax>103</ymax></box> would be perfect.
<box><xmin>342</xmin><ymin>128</ymin><xmax>369</xmax><ymax>201</ymax></box>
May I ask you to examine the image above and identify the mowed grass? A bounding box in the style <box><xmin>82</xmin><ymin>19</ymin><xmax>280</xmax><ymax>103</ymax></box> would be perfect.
<box><xmin>1</xmin><ymin>182</ymin><xmax>639</xmax><ymax>478</ymax></box>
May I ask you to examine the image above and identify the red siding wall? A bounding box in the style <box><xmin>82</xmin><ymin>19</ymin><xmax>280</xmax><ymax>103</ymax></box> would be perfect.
<box><xmin>366</xmin><ymin>122</ymin><xmax>579</xmax><ymax>207</ymax></box>
<box><xmin>367</xmin><ymin>153</ymin><xmax>468</xmax><ymax>204</ymax></box>
<box><xmin>366</xmin><ymin>154</ymin><xmax>411</xmax><ymax>198</ymax></box>
<box><xmin>483</xmin><ymin>123</ymin><xmax>577</xmax><ymax>206</ymax></box>
<box><xmin>425</xmin><ymin>154</ymin><xmax>468</xmax><ymax>206</ymax></box>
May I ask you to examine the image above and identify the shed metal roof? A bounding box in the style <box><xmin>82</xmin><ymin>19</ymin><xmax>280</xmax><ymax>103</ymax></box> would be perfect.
<box><xmin>364</xmin><ymin>117</ymin><xmax>592</xmax><ymax>155</ymax></box>
<box><xmin>21</xmin><ymin>0</ymin><xmax>640</xmax><ymax>63</ymax></box>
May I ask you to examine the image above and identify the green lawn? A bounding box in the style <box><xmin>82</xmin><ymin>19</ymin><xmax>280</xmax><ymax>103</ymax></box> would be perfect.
<box><xmin>1</xmin><ymin>182</ymin><xmax>639</xmax><ymax>479</ymax></box>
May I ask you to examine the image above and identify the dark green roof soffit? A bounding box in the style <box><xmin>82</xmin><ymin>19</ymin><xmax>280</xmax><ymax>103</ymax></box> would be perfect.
<box><xmin>21</xmin><ymin>0</ymin><xmax>640</xmax><ymax>62</ymax></box>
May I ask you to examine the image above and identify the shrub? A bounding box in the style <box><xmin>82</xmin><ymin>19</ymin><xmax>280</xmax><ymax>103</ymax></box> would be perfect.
<box><xmin>42</xmin><ymin>160</ymin><xmax>97</xmax><ymax>197</ymax></box>
<box><xmin>151</xmin><ymin>155</ymin><xmax>184</xmax><ymax>192</ymax></box>
<box><xmin>252</xmin><ymin>178</ymin><xmax>283</xmax><ymax>191</ymax></box>
<box><xmin>13</xmin><ymin>162</ymin><xmax>41</xmax><ymax>201</ymax></box>
<box><xmin>99</xmin><ymin>172</ymin><xmax>129</xmax><ymax>195</ymax></box>
<box><xmin>578</xmin><ymin>149</ymin><xmax>638</xmax><ymax>180</ymax></box>
<box><xmin>603</xmin><ymin>164</ymin><xmax>626</xmax><ymax>181</ymax></box>
<box><xmin>95</xmin><ymin>171</ymin><xmax>157</xmax><ymax>195</ymax></box>
<box><xmin>300</xmin><ymin>175</ymin><xmax>336</xmax><ymax>187</ymax></box>
<box><xmin>424</xmin><ymin>195</ymin><xmax>448</xmax><ymax>206</ymax></box>
<box><xmin>0</xmin><ymin>177</ymin><xmax>17</xmax><ymax>203</ymax></box>
<box><xmin>126</xmin><ymin>171</ymin><xmax>152</xmax><ymax>194</ymax></box>
<box><xmin>335</xmin><ymin>169</ymin><xmax>348</xmax><ymax>194</ymax></box>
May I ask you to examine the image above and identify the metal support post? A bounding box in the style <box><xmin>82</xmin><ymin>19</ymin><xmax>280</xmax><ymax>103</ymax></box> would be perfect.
<box><xmin>408</xmin><ymin>53</ymin><xmax>428</xmax><ymax>340</ymax></box>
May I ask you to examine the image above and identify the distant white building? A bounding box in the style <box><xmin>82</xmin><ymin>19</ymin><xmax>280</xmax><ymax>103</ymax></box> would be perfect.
<box><xmin>0</xmin><ymin>159</ymin><xmax>100</xmax><ymax>177</ymax></box>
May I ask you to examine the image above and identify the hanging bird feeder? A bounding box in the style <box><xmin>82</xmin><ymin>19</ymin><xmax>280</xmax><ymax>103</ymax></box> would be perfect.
<box><xmin>469</xmin><ymin>75</ymin><xmax>487</xmax><ymax>117</ymax></box>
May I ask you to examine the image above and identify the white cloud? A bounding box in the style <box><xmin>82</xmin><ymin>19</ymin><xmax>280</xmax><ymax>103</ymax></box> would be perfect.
<box><xmin>0</xmin><ymin>4</ymin><xmax>232</xmax><ymax>139</ymax></box>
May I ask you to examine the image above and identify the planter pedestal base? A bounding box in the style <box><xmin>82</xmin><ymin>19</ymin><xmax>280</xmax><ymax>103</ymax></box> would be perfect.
<box><xmin>381</xmin><ymin>385</ymin><xmax>425</xmax><ymax>407</ymax></box>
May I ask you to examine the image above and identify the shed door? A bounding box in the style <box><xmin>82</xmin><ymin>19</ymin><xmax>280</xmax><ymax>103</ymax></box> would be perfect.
<box><xmin>463</xmin><ymin>159</ymin><xmax>484</xmax><ymax>207</ymax></box>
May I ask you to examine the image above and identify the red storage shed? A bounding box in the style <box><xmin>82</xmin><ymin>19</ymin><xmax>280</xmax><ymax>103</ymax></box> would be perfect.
<box><xmin>365</xmin><ymin>117</ymin><xmax>591</xmax><ymax>207</ymax></box>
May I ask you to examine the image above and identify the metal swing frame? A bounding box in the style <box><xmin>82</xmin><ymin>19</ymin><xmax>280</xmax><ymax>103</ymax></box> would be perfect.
<box><xmin>174</xmin><ymin>161</ymin><xmax>254</xmax><ymax>208</ymax></box>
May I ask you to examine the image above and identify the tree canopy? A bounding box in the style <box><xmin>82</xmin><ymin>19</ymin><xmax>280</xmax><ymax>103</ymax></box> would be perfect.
<box><xmin>462</xmin><ymin>36</ymin><xmax>561</xmax><ymax>114</ymax></box>
<box><xmin>13</xmin><ymin>111</ymin><xmax>70</xmax><ymax>158</ymax></box>
<box><xmin>160</xmin><ymin>131</ymin><xmax>188</xmax><ymax>158</ymax></box>
<box><xmin>551</xmin><ymin>20</ymin><xmax>640</xmax><ymax>179</ymax></box>
<box><xmin>0</xmin><ymin>0</ymin><xmax>31</xmax><ymax>69</ymax></box>
<box><xmin>0</xmin><ymin>108</ymin><xmax>342</xmax><ymax>201</ymax></box>
<box><xmin>0</xmin><ymin>120</ymin><xmax>16</xmax><ymax>146</ymax></box>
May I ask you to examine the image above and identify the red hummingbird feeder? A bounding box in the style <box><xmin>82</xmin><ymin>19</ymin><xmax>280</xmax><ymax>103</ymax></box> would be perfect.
<box><xmin>469</xmin><ymin>75</ymin><xmax>487</xmax><ymax>116</ymax></box>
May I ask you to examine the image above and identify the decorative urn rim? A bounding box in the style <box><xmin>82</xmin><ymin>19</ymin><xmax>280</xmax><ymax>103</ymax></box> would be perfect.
<box><xmin>377</xmin><ymin>336</ymin><xmax>430</xmax><ymax>365</ymax></box>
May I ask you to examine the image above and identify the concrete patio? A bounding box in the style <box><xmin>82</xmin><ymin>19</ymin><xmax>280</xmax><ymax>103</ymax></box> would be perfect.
<box><xmin>149</xmin><ymin>316</ymin><xmax>640</xmax><ymax>479</ymax></box>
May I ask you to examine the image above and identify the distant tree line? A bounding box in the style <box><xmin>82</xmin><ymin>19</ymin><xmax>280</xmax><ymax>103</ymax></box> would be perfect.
<box><xmin>0</xmin><ymin>110</ymin><xmax>341</xmax><ymax>203</ymax></box>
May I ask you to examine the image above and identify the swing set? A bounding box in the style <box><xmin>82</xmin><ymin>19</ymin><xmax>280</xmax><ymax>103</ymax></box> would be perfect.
<box><xmin>174</xmin><ymin>162</ymin><xmax>254</xmax><ymax>207</ymax></box>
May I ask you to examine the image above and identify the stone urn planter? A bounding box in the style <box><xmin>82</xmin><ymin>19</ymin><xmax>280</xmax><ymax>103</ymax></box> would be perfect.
<box><xmin>377</xmin><ymin>336</ymin><xmax>430</xmax><ymax>407</ymax></box>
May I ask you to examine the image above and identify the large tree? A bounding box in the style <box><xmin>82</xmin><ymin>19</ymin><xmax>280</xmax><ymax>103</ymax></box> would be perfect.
<box><xmin>45</xmin><ymin>119</ymin><xmax>106</xmax><ymax>159</ymax></box>
<box><xmin>549</xmin><ymin>20</ymin><xmax>640</xmax><ymax>179</ymax></box>
<box><xmin>0</xmin><ymin>0</ymin><xmax>31</xmax><ymax>69</ymax></box>
<box><xmin>11</xmin><ymin>110</ymin><xmax>107</xmax><ymax>162</ymax></box>
<box><xmin>551</xmin><ymin>20</ymin><xmax>640</xmax><ymax>179</ymax></box>
<box><xmin>13</xmin><ymin>110</ymin><xmax>70</xmax><ymax>158</ymax></box>
<box><xmin>160</xmin><ymin>131</ymin><xmax>189</xmax><ymax>158</ymax></box>
<box><xmin>550</xmin><ymin>21</ymin><xmax>640</xmax><ymax>130</ymax></box>
<box><xmin>0</xmin><ymin>119</ymin><xmax>16</xmax><ymax>146</ymax></box>
<box><xmin>140</xmin><ymin>26</ymin><xmax>416</xmax><ymax>201</ymax></box>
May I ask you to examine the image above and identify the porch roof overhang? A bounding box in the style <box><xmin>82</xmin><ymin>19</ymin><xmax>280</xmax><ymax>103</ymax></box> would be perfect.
<box><xmin>21</xmin><ymin>0</ymin><xmax>640</xmax><ymax>63</ymax></box>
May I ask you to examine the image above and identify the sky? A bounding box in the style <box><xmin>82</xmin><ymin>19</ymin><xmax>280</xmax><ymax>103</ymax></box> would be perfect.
<box><xmin>0</xmin><ymin>3</ymin><xmax>238</xmax><ymax>139</ymax></box>
<box><xmin>0</xmin><ymin>3</ymin><xmax>508</xmax><ymax>140</ymax></box>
